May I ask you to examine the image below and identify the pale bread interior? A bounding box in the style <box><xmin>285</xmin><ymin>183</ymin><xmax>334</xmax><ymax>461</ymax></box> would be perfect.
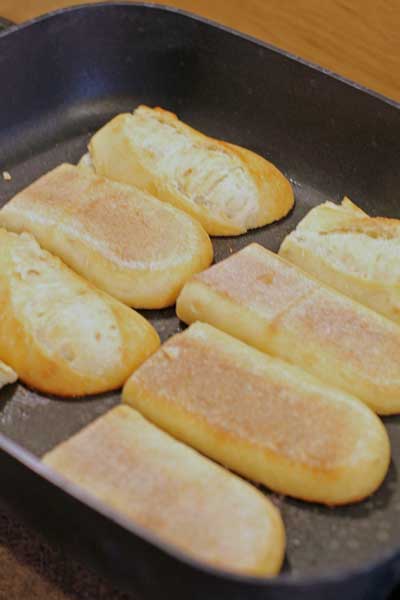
<box><xmin>1</xmin><ymin>230</ymin><xmax>122</xmax><ymax>377</ymax></box>
<box><xmin>126</xmin><ymin>106</ymin><xmax>260</xmax><ymax>230</ymax></box>
<box><xmin>287</xmin><ymin>199</ymin><xmax>400</xmax><ymax>284</ymax></box>
<box><xmin>0</xmin><ymin>360</ymin><xmax>17</xmax><ymax>389</ymax></box>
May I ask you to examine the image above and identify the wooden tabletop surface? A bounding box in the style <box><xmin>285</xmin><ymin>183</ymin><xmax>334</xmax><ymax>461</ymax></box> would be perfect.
<box><xmin>0</xmin><ymin>2</ymin><xmax>399</xmax><ymax>600</ymax></box>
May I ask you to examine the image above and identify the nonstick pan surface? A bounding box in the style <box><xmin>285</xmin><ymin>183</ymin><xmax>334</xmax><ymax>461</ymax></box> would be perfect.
<box><xmin>0</xmin><ymin>4</ymin><xmax>399</xmax><ymax>599</ymax></box>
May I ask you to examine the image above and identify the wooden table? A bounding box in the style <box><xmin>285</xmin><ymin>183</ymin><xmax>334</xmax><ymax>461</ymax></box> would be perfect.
<box><xmin>0</xmin><ymin>2</ymin><xmax>399</xmax><ymax>599</ymax></box>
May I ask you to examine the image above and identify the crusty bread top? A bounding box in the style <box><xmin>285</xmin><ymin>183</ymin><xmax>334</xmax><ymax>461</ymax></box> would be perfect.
<box><xmin>0</xmin><ymin>360</ymin><xmax>17</xmax><ymax>388</ymax></box>
<box><xmin>285</xmin><ymin>198</ymin><xmax>400</xmax><ymax>285</ymax></box>
<box><xmin>0</xmin><ymin>229</ymin><xmax>123</xmax><ymax>377</ymax></box>
<box><xmin>0</xmin><ymin>163</ymin><xmax>210</xmax><ymax>270</ymax></box>
<box><xmin>43</xmin><ymin>405</ymin><xmax>283</xmax><ymax>575</ymax></box>
<box><xmin>130</xmin><ymin>322</ymin><xmax>384</xmax><ymax>470</ymax></box>
<box><xmin>192</xmin><ymin>244</ymin><xmax>400</xmax><ymax>383</ymax></box>
<box><xmin>127</xmin><ymin>106</ymin><xmax>260</xmax><ymax>230</ymax></box>
<box><xmin>87</xmin><ymin>106</ymin><xmax>294</xmax><ymax>235</ymax></box>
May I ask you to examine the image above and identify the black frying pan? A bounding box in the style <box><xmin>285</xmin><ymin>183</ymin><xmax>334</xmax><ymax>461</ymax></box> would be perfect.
<box><xmin>0</xmin><ymin>4</ymin><xmax>399</xmax><ymax>599</ymax></box>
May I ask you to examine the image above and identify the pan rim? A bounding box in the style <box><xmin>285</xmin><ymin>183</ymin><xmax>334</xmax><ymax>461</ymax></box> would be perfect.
<box><xmin>0</xmin><ymin>0</ymin><xmax>399</xmax><ymax>111</ymax></box>
<box><xmin>0</xmin><ymin>0</ymin><xmax>399</xmax><ymax>590</ymax></box>
<box><xmin>2</xmin><ymin>426</ymin><xmax>398</xmax><ymax>589</ymax></box>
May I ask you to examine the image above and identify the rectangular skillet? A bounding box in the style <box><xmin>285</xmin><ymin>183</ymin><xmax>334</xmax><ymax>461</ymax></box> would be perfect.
<box><xmin>0</xmin><ymin>4</ymin><xmax>399</xmax><ymax>599</ymax></box>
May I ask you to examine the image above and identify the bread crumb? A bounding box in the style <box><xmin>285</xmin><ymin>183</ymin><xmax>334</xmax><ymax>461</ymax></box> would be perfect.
<box><xmin>2</xmin><ymin>171</ymin><xmax>11</xmax><ymax>181</ymax></box>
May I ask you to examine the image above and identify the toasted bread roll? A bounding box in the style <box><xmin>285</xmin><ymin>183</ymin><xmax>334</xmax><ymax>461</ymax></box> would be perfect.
<box><xmin>279</xmin><ymin>198</ymin><xmax>400</xmax><ymax>324</ymax></box>
<box><xmin>43</xmin><ymin>405</ymin><xmax>285</xmax><ymax>576</ymax></box>
<box><xmin>123</xmin><ymin>323</ymin><xmax>390</xmax><ymax>505</ymax></box>
<box><xmin>85</xmin><ymin>105</ymin><xmax>294</xmax><ymax>236</ymax></box>
<box><xmin>177</xmin><ymin>244</ymin><xmax>400</xmax><ymax>415</ymax></box>
<box><xmin>0</xmin><ymin>360</ymin><xmax>17</xmax><ymax>389</ymax></box>
<box><xmin>0</xmin><ymin>229</ymin><xmax>160</xmax><ymax>396</ymax></box>
<box><xmin>77</xmin><ymin>152</ymin><xmax>95</xmax><ymax>174</ymax></box>
<box><xmin>0</xmin><ymin>164</ymin><xmax>213</xmax><ymax>309</ymax></box>
<box><xmin>341</xmin><ymin>196</ymin><xmax>368</xmax><ymax>215</ymax></box>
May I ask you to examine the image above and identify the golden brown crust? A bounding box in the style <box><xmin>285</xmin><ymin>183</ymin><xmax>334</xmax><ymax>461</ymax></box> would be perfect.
<box><xmin>43</xmin><ymin>405</ymin><xmax>285</xmax><ymax>576</ymax></box>
<box><xmin>176</xmin><ymin>243</ymin><xmax>400</xmax><ymax>414</ymax></box>
<box><xmin>0</xmin><ymin>229</ymin><xmax>160</xmax><ymax>396</ymax></box>
<box><xmin>0</xmin><ymin>164</ymin><xmax>213</xmax><ymax>309</ymax></box>
<box><xmin>123</xmin><ymin>323</ymin><xmax>390</xmax><ymax>505</ymax></box>
<box><xmin>87</xmin><ymin>106</ymin><xmax>294</xmax><ymax>236</ymax></box>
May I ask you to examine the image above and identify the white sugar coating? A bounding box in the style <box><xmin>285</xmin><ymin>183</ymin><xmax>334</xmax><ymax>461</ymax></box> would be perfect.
<box><xmin>44</xmin><ymin>406</ymin><xmax>279</xmax><ymax>574</ymax></box>
<box><xmin>133</xmin><ymin>323</ymin><xmax>384</xmax><ymax>469</ymax></box>
<box><xmin>197</xmin><ymin>244</ymin><xmax>400</xmax><ymax>383</ymax></box>
<box><xmin>198</xmin><ymin>244</ymin><xmax>317</xmax><ymax>320</ymax></box>
<box><xmin>3</xmin><ymin>163</ymin><xmax>205</xmax><ymax>271</ymax></box>
<box><xmin>285</xmin><ymin>288</ymin><xmax>400</xmax><ymax>380</ymax></box>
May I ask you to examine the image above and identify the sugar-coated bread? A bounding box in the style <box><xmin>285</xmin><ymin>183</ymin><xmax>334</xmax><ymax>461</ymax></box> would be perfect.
<box><xmin>176</xmin><ymin>243</ymin><xmax>400</xmax><ymax>415</ymax></box>
<box><xmin>0</xmin><ymin>229</ymin><xmax>160</xmax><ymax>396</ymax></box>
<box><xmin>0</xmin><ymin>163</ymin><xmax>213</xmax><ymax>309</ymax></box>
<box><xmin>0</xmin><ymin>360</ymin><xmax>17</xmax><ymax>389</ymax></box>
<box><xmin>85</xmin><ymin>105</ymin><xmax>294</xmax><ymax>236</ymax></box>
<box><xmin>43</xmin><ymin>405</ymin><xmax>285</xmax><ymax>576</ymax></box>
<box><xmin>279</xmin><ymin>197</ymin><xmax>400</xmax><ymax>324</ymax></box>
<box><xmin>123</xmin><ymin>323</ymin><xmax>390</xmax><ymax>505</ymax></box>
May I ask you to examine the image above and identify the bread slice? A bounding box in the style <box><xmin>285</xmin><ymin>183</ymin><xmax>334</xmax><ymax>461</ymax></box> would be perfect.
<box><xmin>0</xmin><ymin>229</ymin><xmax>160</xmax><ymax>396</ymax></box>
<box><xmin>123</xmin><ymin>322</ymin><xmax>390</xmax><ymax>505</ymax></box>
<box><xmin>0</xmin><ymin>360</ymin><xmax>17</xmax><ymax>389</ymax></box>
<box><xmin>85</xmin><ymin>105</ymin><xmax>294</xmax><ymax>236</ymax></box>
<box><xmin>176</xmin><ymin>243</ymin><xmax>400</xmax><ymax>415</ymax></box>
<box><xmin>0</xmin><ymin>163</ymin><xmax>213</xmax><ymax>309</ymax></box>
<box><xmin>43</xmin><ymin>405</ymin><xmax>285</xmax><ymax>576</ymax></box>
<box><xmin>77</xmin><ymin>152</ymin><xmax>95</xmax><ymax>174</ymax></box>
<box><xmin>279</xmin><ymin>197</ymin><xmax>400</xmax><ymax>324</ymax></box>
<box><xmin>341</xmin><ymin>196</ymin><xmax>368</xmax><ymax>216</ymax></box>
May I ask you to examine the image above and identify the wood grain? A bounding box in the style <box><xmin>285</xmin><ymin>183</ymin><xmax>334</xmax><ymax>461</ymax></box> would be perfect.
<box><xmin>1</xmin><ymin>0</ymin><xmax>399</xmax><ymax>102</ymax></box>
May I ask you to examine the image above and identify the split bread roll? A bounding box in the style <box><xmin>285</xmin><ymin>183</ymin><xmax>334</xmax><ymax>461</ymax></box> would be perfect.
<box><xmin>279</xmin><ymin>197</ymin><xmax>400</xmax><ymax>324</ymax></box>
<box><xmin>0</xmin><ymin>229</ymin><xmax>160</xmax><ymax>396</ymax></box>
<box><xmin>43</xmin><ymin>405</ymin><xmax>285</xmax><ymax>576</ymax></box>
<box><xmin>0</xmin><ymin>360</ymin><xmax>17</xmax><ymax>389</ymax></box>
<box><xmin>177</xmin><ymin>243</ymin><xmax>400</xmax><ymax>415</ymax></box>
<box><xmin>0</xmin><ymin>163</ymin><xmax>213</xmax><ymax>309</ymax></box>
<box><xmin>123</xmin><ymin>323</ymin><xmax>390</xmax><ymax>505</ymax></box>
<box><xmin>83</xmin><ymin>105</ymin><xmax>294</xmax><ymax>236</ymax></box>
